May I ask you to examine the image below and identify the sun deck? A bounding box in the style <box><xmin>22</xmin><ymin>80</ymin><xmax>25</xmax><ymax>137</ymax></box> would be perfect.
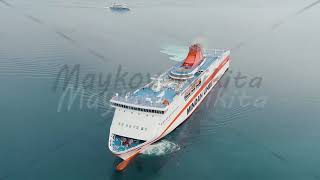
<box><xmin>110</xmin><ymin>49</ymin><xmax>226</xmax><ymax>109</ymax></box>
<box><xmin>111</xmin><ymin>85</ymin><xmax>176</xmax><ymax>109</ymax></box>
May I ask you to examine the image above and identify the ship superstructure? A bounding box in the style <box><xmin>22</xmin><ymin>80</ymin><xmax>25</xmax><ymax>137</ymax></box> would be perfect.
<box><xmin>109</xmin><ymin>44</ymin><xmax>230</xmax><ymax>170</ymax></box>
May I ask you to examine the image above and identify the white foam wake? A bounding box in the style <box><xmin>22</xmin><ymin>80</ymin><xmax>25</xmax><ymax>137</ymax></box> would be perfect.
<box><xmin>142</xmin><ymin>140</ymin><xmax>181</xmax><ymax>156</ymax></box>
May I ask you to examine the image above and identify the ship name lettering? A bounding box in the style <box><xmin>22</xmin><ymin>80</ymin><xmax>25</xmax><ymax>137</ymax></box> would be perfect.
<box><xmin>186</xmin><ymin>80</ymin><xmax>213</xmax><ymax>115</ymax></box>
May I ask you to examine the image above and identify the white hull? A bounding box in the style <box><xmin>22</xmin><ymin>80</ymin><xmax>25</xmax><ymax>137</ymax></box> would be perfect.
<box><xmin>109</xmin><ymin>50</ymin><xmax>230</xmax><ymax>160</ymax></box>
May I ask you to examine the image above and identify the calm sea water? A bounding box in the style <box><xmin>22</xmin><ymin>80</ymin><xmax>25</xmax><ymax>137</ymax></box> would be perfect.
<box><xmin>1</xmin><ymin>0</ymin><xmax>320</xmax><ymax>179</ymax></box>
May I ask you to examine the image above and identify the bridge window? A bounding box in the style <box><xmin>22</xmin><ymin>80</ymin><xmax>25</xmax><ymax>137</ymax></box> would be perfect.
<box><xmin>113</xmin><ymin>103</ymin><xmax>166</xmax><ymax>114</ymax></box>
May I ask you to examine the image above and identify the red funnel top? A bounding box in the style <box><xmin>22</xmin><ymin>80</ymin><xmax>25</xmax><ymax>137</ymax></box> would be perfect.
<box><xmin>182</xmin><ymin>44</ymin><xmax>203</xmax><ymax>68</ymax></box>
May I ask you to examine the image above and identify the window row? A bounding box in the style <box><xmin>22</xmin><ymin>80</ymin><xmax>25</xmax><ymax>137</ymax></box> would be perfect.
<box><xmin>118</xmin><ymin>122</ymin><xmax>147</xmax><ymax>131</ymax></box>
<box><xmin>111</xmin><ymin>102</ymin><xmax>165</xmax><ymax>114</ymax></box>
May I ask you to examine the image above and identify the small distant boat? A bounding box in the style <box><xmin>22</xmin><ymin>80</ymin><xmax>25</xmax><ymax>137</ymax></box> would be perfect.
<box><xmin>109</xmin><ymin>2</ymin><xmax>130</xmax><ymax>11</ymax></box>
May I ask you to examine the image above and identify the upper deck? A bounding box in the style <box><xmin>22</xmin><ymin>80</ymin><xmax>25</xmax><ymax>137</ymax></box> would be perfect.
<box><xmin>110</xmin><ymin>48</ymin><xmax>226</xmax><ymax>110</ymax></box>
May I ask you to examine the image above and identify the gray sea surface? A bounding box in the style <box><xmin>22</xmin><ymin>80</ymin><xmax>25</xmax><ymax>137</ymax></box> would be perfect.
<box><xmin>0</xmin><ymin>0</ymin><xmax>319</xmax><ymax>179</ymax></box>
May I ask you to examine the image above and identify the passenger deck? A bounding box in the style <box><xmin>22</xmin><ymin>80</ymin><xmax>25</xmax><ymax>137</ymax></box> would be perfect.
<box><xmin>110</xmin><ymin>46</ymin><xmax>226</xmax><ymax>110</ymax></box>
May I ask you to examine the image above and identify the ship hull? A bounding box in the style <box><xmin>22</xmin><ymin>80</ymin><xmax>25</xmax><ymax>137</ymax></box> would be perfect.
<box><xmin>158</xmin><ymin>57</ymin><xmax>229</xmax><ymax>139</ymax></box>
<box><xmin>109</xmin><ymin>53</ymin><xmax>230</xmax><ymax>160</ymax></box>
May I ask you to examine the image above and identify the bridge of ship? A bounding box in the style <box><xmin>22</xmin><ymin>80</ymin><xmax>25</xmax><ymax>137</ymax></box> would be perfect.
<box><xmin>111</xmin><ymin>85</ymin><xmax>176</xmax><ymax>110</ymax></box>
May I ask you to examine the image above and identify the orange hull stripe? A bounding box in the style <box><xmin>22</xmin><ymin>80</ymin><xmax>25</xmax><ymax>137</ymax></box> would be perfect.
<box><xmin>159</xmin><ymin>56</ymin><xmax>229</xmax><ymax>137</ymax></box>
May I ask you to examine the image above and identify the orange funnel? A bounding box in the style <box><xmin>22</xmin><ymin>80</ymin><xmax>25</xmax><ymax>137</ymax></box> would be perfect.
<box><xmin>182</xmin><ymin>44</ymin><xmax>204</xmax><ymax>68</ymax></box>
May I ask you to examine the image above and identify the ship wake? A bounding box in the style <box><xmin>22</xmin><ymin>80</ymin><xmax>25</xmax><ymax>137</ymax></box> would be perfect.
<box><xmin>142</xmin><ymin>140</ymin><xmax>180</xmax><ymax>156</ymax></box>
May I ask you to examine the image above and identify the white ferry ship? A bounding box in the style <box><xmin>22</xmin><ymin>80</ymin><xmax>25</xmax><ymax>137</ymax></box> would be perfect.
<box><xmin>109</xmin><ymin>44</ymin><xmax>230</xmax><ymax>170</ymax></box>
<box><xmin>109</xmin><ymin>2</ymin><xmax>130</xmax><ymax>11</ymax></box>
